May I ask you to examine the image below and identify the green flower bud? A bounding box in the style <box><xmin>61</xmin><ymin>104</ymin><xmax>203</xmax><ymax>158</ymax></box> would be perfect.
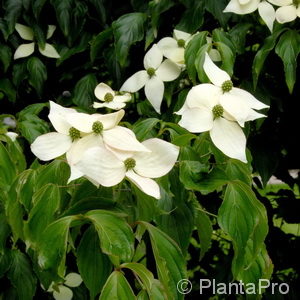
<box><xmin>92</xmin><ymin>121</ymin><xmax>104</xmax><ymax>134</ymax></box>
<box><xmin>124</xmin><ymin>158</ymin><xmax>136</xmax><ymax>170</ymax></box>
<box><xmin>69</xmin><ymin>127</ymin><xmax>81</xmax><ymax>141</ymax></box>
<box><xmin>177</xmin><ymin>39</ymin><xmax>185</xmax><ymax>48</ymax></box>
<box><xmin>147</xmin><ymin>68</ymin><xmax>156</xmax><ymax>77</ymax></box>
<box><xmin>104</xmin><ymin>93</ymin><xmax>114</xmax><ymax>102</ymax></box>
<box><xmin>212</xmin><ymin>105</ymin><xmax>224</xmax><ymax>119</ymax></box>
<box><xmin>221</xmin><ymin>80</ymin><xmax>233</xmax><ymax>93</ymax></box>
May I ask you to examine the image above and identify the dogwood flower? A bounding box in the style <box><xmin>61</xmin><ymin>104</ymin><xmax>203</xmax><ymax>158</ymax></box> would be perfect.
<box><xmin>74</xmin><ymin>138</ymin><xmax>179</xmax><ymax>199</ymax></box>
<box><xmin>93</xmin><ymin>83</ymin><xmax>131</xmax><ymax>110</ymax></box>
<box><xmin>176</xmin><ymin>53</ymin><xmax>269</xmax><ymax>162</ymax></box>
<box><xmin>268</xmin><ymin>0</ymin><xmax>300</xmax><ymax>23</ymax></box>
<box><xmin>120</xmin><ymin>44</ymin><xmax>181</xmax><ymax>113</ymax></box>
<box><xmin>157</xmin><ymin>29</ymin><xmax>193</xmax><ymax>65</ymax></box>
<box><xmin>224</xmin><ymin>0</ymin><xmax>276</xmax><ymax>32</ymax></box>
<box><xmin>47</xmin><ymin>273</ymin><xmax>82</xmax><ymax>300</ymax></box>
<box><xmin>14</xmin><ymin>23</ymin><xmax>60</xmax><ymax>59</ymax></box>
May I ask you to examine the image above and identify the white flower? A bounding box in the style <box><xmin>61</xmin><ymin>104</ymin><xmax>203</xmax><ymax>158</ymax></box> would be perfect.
<box><xmin>157</xmin><ymin>29</ymin><xmax>193</xmax><ymax>65</ymax></box>
<box><xmin>176</xmin><ymin>53</ymin><xmax>269</xmax><ymax>162</ymax></box>
<box><xmin>268</xmin><ymin>0</ymin><xmax>300</xmax><ymax>23</ymax></box>
<box><xmin>120</xmin><ymin>44</ymin><xmax>181</xmax><ymax>113</ymax></box>
<box><xmin>14</xmin><ymin>23</ymin><xmax>60</xmax><ymax>59</ymax></box>
<box><xmin>74</xmin><ymin>138</ymin><xmax>179</xmax><ymax>199</ymax></box>
<box><xmin>47</xmin><ymin>273</ymin><xmax>82</xmax><ymax>300</ymax></box>
<box><xmin>224</xmin><ymin>0</ymin><xmax>276</xmax><ymax>32</ymax></box>
<box><xmin>93</xmin><ymin>83</ymin><xmax>131</xmax><ymax>110</ymax></box>
<box><xmin>5</xmin><ymin>132</ymin><xmax>18</xmax><ymax>141</ymax></box>
<box><xmin>31</xmin><ymin>101</ymin><xmax>149</xmax><ymax>182</ymax></box>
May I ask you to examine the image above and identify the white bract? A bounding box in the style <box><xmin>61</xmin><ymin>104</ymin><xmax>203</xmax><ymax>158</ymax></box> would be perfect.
<box><xmin>224</xmin><ymin>0</ymin><xmax>276</xmax><ymax>32</ymax></box>
<box><xmin>268</xmin><ymin>0</ymin><xmax>300</xmax><ymax>23</ymax></box>
<box><xmin>120</xmin><ymin>44</ymin><xmax>181</xmax><ymax>113</ymax></box>
<box><xmin>206</xmin><ymin>37</ymin><xmax>222</xmax><ymax>62</ymax></box>
<box><xmin>47</xmin><ymin>273</ymin><xmax>82</xmax><ymax>300</ymax></box>
<box><xmin>5</xmin><ymin>132</ymin><xmax>18</xmax><ymax>141</ymax></box>
<box><xmin>176</xmin><ymin>53</ymin><xmax>269</xmax><ymax>163</ymax></box>
<box><xmin>157</xmin><ymin>29</ymin><xmax>193</xmax><ymax>65</ymax></box>
<box><xmin>75</xmin><ymin>138</ymin><xmax>179</xmax><ymax>199</ymax></box>
<box><xmin>93</xmin><ymin>82</ymin><xmax>131</xmax><ymax>110</ymax></box>
<box><xmin>14</xmin><ymin>23</ymin><xmax>60</xmax><ymax>59</ymax></box>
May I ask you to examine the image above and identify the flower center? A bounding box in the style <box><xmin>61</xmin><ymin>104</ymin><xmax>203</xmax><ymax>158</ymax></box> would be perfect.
<box><xmin>92</xmin><ymin>121</ymin><xmax>104</xmax><ymax>134</ymax></box>
<box><xmin>221</xmin><ymin>80</ymin><xmax>233</xmax><ymax>93</ymax></box>
<box><xmin>177</xmin><ymin>39</ymin><xmax>185</xmax><ymax>48</ymax></box>
<box><xmin>104</xmin><ymin>93</ymin><xmax>114</xmax><ymax>102</ymax></box>
<box><xmin>212</xmin><ymin>105</ymin><xmax>224</xmax><ymax>119</ymax></box>
<box><xmin>293</xmin><ymin>0</ymin><xmax>299</xmax><ymax>7</ymax></box>
<box><xmin>147</xmin><ymin>68</ymin><xmax>156</xmax><ymax>77</ymax></box>
<box><xmin>69</xmin><ymin>127</ymin><xmax>81</xmax><ymax>141</ymax></box>
<box><xmin>124</xmin><ymin>158</ymin><xmax>136</xmax><ymax>170</ymax></box>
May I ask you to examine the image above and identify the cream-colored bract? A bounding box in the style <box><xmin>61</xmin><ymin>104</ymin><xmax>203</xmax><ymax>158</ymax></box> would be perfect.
<box><xmin>268</xmin><ymin>0</ymin><xmax>300</xmax><ymax>23</ymax></box>
<box><xmin>74</xmin><ymin>138</ymin><xmax>179</xmax><ymax>199</ymax></box>
<box><xmin>46</xmin><ymin>273</ymin><xmax>82</xmax><ymax>300</ymax></box>
<box><xmin>157</xmin><ymin>29</ymin><xmax>193</xmax><ymax>65</ymax></box>
<box><xmin>120</xmin><ymin>44</ymin><xmax>181</xmax><ymax>113</ymax></box>
<box><xmin>14</xmin><ymin>23</ymin><xmax>60</xmax><ymax>59</ymax></box>
<box><xmin>176</xmin><ymin>52</ymin><xmax>269</xmax><ymax>163</ymax></box>
<box><xmin>93</xmin><ymin>82</ymin><xmax>131</xmax><ymax>110</ymax></box>
<box><xmin>224</xmin><ymin>0</ymin><xmax>276</xmax><ymax>32</ymax></box>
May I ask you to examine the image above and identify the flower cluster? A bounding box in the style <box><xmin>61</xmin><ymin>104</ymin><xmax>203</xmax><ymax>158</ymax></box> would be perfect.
<box><xmin>14</xmin><ymin>23</ymin><xmax>60</xmax><ymax>59</ymax></box>
<box><xmin>31</xmin><ymin>101</ymin><xmax>179</xmax><ymax>199</ymax></box>
<box><xmin>176</xmin><ymin>53</ymin><xmax>269</xmax><ymax>162</ymax></box>
<box><xmin>224</xmin><ymin>0</ymin><xmax>300</xmax><ymax>31</ymax></box>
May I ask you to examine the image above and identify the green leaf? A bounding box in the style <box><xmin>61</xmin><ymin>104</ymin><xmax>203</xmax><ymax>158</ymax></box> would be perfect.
<box><xmin>120</xmin><ymin>262</ymin><xmax>154</xmax><ymax>295</ymax></box>
<box><xmin>0</xmin><ymin>213</ymin><xmax>11</xmax><ymax>254</ymax></box>
<box><xmin>0</xmin><ymin>250</ymin><xmax>12</xmax><ymax>278</ymax></box>
<box><xmin>0</xmin><ymin>44</ymin><xmax>12</xmax><ymax>72</ymax></box>
<box><xmin>229</xmin><ymin>23</ymin><xmax>252</xmax><ymax>54</ymax></box>
<box><xmin>140</xmin><ymin>222</ymin><xmax>186</xmax><ymax>300</ymax></box>
<box><xmin>86</xmin><ymin>210</ymin><xmax>135</xmax><ymax>262</ymax></box>
<box><xmin>275</xmin><ymin>30</ymin><xmax>300</xmax><ymax>93</ymax></box>
<box><xmin>3</xmin><ymin>137</ymin><xmax>26</xmax><ymax>173</ymax></box>
<box><xmin>218</xmin><ymin>181</ymin><xmax>268</xmax><ymax>278</ymax></box>
<box><xmin>156</xmin><ymin>172</ymin><xmax>194</xmax><ymax>255</ymax></box>
<box><xmin>72</xmin><ymin>74</ymin><xmax>98</xmax><ymax>109</ymax></box>
<box><xmin>238</xmin><ymin>243</ymin><xmax>273</xmax><ymax>297</ymax></box>
<box><xmin>0</xmin><ymin>141</ymin><xmax>17</xmax><ymax>190</ymax></box>
<box><xmin>38</xmin><ymin>216</ymin><xmax>75</xmax><ymax>274</ymax></box>
<box><xmin>193</xmin><ymin>201</ymin><xmax>213</xmax><ymax>260</ymax></box>
<box><xmin>112</xmin><ymin>12</ymin><xmax>146</xmax><ymax>67</ymax></box>
<box><xmin>132</xmin><ymin>118</ymin><xmax>160</xmax><ymax>140</ymax></box>
<box><xmin>12</xmin><ymin>60</ymin><xmax>28</xmax><ymax>86</ymax></box>
<box><xmin>25</xmin><ymin>184</ymin><xmax>61</xmax><ymax>248</ymax></box>
<box><xmin>252</xmin><ymin>28</ymin><xmax>286</xmax><ymax>89</ymax></box>
<box><xmin>212</xmin><ymin>28</ymin><xmax>235</xmax><ymax>54</ymax></box>
<box><xmin>215</xmin><ymin>41</ymin><xmax>235</xmax><ymax>76</ymax></box>
<box><xmin>99</xmin><ymin>271</ymin><xmax>136</xmax><ymax>300</ymax></box>
<box><xmin>205</xmin><ymin>0</ymin><xmax>230</xmax><ymax>27</ymax></box>
<box><xmin>32</xmin><ymin>0</ymin><xmax>47</xmax><ymax>19</ymax></box>
<box><xmin>27</xmin><ymin>56</ymin><xmax>47</xmax><ymax>96</ymax></box>
<box><xmin>176</xmin><ymin>1</ymin><xmax>205</xmax><ymax>33</ymax></box>
<box><xmin>179</xmin><ymin>157</ymin><xmax>227</xmax><ymax>194</ymax></box>
<box><xmin>51</xmin><ymin>0</ymin><xmax>72</xmax><ymax>37</ymax></box>
<box><xmin>3</xmin><ymin>0</ymin><xmax>23</xmax><ymax>35</ymax></box>
<box><xmin>77</xmin><ymin>227</ymin><xmax>112</xmax><ymax>299</ymax></box>
<box><xmin>0</xmin><ymin>78</ymin><xmax>16</xmax><ymax>102</ymax></box>
<box><xmin>226</xmin><ymin>159</ymin><xmax>252</xmax><ymax>186</ymax></box>
<box><xmin>35</xmin><ymin>159</ymin><xmax>70</xmax><ymax>189</ymax></box>
<box><xmin>90</xmin><ymin>28</ymin><xmax>113</xmax><ymax>62</ymax></box>
<box><xmin>184</xmin><ymin>31</ymin><xmax>208</xmax><ymax>84</ymax></box>
<box><xmin>7</xmin><ymin>250</ymin><xmax>37</xmax><ymax>300</ymax></box>
<box><xmin>89</xmin><ymin>0</ymin><xmax>106</xmax><ymax>25</ymax></box>
<box><xmin>195</xmin><ymin>43</ymin><xmax>210</xmax><ymax>83</ymax></box>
